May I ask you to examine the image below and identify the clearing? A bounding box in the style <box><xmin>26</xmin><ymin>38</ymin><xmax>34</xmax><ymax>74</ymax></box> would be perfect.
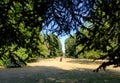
<box><xmin>0</xmin><ymin>57</ymin><xmax>120</xmax><ymax>83</ymax></box>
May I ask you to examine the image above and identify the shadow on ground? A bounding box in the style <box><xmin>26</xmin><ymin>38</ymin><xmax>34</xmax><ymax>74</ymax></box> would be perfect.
<box><xmin>0</xmin><ymin>65</ymin><xmax>120</xmax><ymax>83</ymax></box>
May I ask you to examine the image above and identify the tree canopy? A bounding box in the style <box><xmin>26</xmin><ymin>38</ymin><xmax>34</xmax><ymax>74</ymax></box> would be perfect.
<box><xmin>0</xmin><ymin>0</ymin><xmax>120</xmax><ymax>71</ymax></box>
<box><xmin>43</xmin><ymin>0</ymin><xmax>120</xmax><ymax>72</ymax></box>
<box><xmin>65</xmin><ymin>29</ymin><xmax>101</xmax><ymax>59</ymax></box>
<box><xmin>44</xmin><ymin>34</ymin><xmax>63</xmax><ymax>58</ymax></box>
<box><xmin>0</xmin><ymin>0</ymin><xmax>46</xmax><ymax>66</ymax></box>
<box><xmin>75</xmin><ymin>0</ymin><xmax>120</xmax><ymax>72</ymax></box>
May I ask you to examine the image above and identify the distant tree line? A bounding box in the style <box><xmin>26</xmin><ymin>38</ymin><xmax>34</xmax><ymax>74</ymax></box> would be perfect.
<box><xmin>65</xmin><ymin>28</ymin><xmax>106</xmax><ymax>59</ymax></box>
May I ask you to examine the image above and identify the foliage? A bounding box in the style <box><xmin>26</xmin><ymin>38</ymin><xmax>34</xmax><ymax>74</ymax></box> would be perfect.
<box><xmin>65</xmin><ymin>31</ymin><xmax>102</xmax><ymax>59</ymax></box>
<box><xmin>75</xmin><ymin>0</ymin><xmax>120</xmax><ymax>72</ymax></box>
<box><xmin>44</xmin><ymin>34</ymin><xmax>63</xmax><ymax>58</ymax></box>
<box><xmin>0</xmin><ymin>0</ymin><xmax>120</xmax><ymax>71</ymax></box>
<box><xmin>42</xmin><ymin>0</ymin><xmax>93</xmax><ymax>35</ymax></box>
<box><xmin>0</xmin><ymin>0</ymin><xmax>48</xmax><ymax>66</ymax></box>
<box><xmin>78</xmin><ymin>50</ymin><xmax>100</xmax><ymax>59</ymax></box>
<box><xmin>65</xmin><ymin>35</ymin><xmax>77</xmax><ymax>58</ymax></box>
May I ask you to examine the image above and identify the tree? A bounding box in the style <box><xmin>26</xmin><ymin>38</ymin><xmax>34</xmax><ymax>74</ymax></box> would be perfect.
<box><xmin>0</xmin><ymin>0</ymin><xmax>47</xmax><ymax>66</ymax></box>
<box><xmin>44</xmin><ymin>34</ymin><xmax>63</xmax><ymax>58</ymax></box>
<box><xmin>75</xmin><ymin>0</ymin><xmax>120</xmax><ymax>72</ymax></box>
<box><xmin>65</xmin><ymin>29</ymin><xmax>101</xmax><ymax>59</ymax></box>
<box><xmin>65</xmin><ymin>35</ymin><xmax>77</xmax><ymax>58</ymax></box>
<box><xmin>42</xmin><ymin>0</ymin><xmax>120</xmax><ymax>72</ymax></box>
<box><xmin>42</xmin><ymin>0</ymin><xmax>93</xmax><ymax>35</ymax></box>
<box><xmin>0</xmin><ymin>0</ymin><xmax>120</xmax><ymax>71</ymax></box>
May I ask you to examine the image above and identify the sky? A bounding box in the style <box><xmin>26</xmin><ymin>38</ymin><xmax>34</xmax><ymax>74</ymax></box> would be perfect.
<box><xmin>59</xmin><ymin>35</ymin><xmax>68</xmax><ymax>53</ymax></box>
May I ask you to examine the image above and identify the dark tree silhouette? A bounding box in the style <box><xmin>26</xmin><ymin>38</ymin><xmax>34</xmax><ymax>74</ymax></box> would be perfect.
<box><xmin>42</xmin><ymin>0</ymin><xmax>120</xmax><ymax>72</ymax></box>
<box><xmin>73</xmin><ymin>0</ymin><xmax>120</xmax><ymax>72</ymax></box>
<box><xmin>0</xmin><ymin>0</ymin><xmax>120</xmax><ymax>71</ymax></box>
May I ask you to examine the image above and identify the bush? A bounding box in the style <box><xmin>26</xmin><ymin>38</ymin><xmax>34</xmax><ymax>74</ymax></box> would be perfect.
<box><xmin>78</xmin><ymin>50</ymin><xmax>101</xmax><ymax>59</ymax></box>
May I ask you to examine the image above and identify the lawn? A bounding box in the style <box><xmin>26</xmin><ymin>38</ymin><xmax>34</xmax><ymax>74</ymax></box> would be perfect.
<box><xmin>0</xmin><ymin>58</ymin><xmax>120</xmax><ymax>83</ymax></box>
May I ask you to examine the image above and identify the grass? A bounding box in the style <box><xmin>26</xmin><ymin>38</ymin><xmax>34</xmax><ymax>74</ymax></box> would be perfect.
<box><xmin>0</xmin><ymin>67</ymin><xmax>120</xmax><ymax>83</ymax></box>
<box><xmin>0</xmin><ymin>58</ymin><xmax>120</xmax><ymax>83</ymax></box>
<box><xmin>67</xmin><ymin>58</ymin><xmax>104</xmax><ymax>64</ymax></box>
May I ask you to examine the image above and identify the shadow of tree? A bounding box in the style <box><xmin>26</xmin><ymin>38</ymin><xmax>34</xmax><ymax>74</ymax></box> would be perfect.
<box><xmin>0</xmin><ymin>66</ymin><xmax>120</xmax><ymax>83</ymax></box>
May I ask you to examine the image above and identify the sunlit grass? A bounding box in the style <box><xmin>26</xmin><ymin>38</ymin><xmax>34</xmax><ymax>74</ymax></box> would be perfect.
<box><xmin>0</xmin><ymin>58</ymin><xmax>120</xmax><ymax>83</ymax></box>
